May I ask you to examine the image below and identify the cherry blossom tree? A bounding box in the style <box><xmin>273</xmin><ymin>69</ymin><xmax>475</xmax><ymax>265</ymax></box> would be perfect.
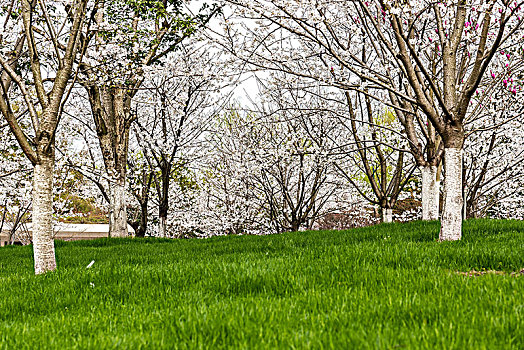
<box><xmin>221</xmin><ymin>0</ymin><xmax>524</xmax><ymax>240</ymax></box>
<box><xmin>334</xmin><ymin>91</ymin><xmax>416</xmax><ymax>223</ymax></box>
<box><xmin>78</xmin><ymin>0</ymin><xmax>220</xmax><ymax>237</ymax></box>
<box><xmin>132</xmin><ymin>44</ymin><xmax>227</xmax><ymax>237</ymax></box>
<box><xmin>463</xmin><ymin>88</ymin><xmax>524</xmax><ymax>219</ymax></box>
<box><xmin>0</xmin><ymin>0</ymin><xmax>92</xmax><ymax>273</ymax></box>
<box><xmin>251</xmin><ymin>97</ymin><xmax>341</xmax><ymax>232</ymax></box>
<box><xmin>195</xmin><ymin>81</ymin><xmax>349</xmax><ymax>234</ymax></box>
<box><xmin>194</xmin><ymin>108</ymin><xmax>268</xmax><ymax>235</ymax></box>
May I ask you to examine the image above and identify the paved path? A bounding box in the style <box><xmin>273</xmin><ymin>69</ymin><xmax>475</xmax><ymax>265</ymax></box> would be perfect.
<box><xmin>0</xmin><ymin>223</ymin><xmax>135</xmax><ymax>246</ymax></box>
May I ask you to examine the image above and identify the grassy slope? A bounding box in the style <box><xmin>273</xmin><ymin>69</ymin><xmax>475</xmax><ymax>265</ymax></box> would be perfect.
<box><xmin>0</xmin><ymin>219</ymin><xmax>523</xmax><ymax>349</ymax></box>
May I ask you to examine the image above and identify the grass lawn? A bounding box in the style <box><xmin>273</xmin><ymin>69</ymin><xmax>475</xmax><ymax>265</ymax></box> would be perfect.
<box><xmin>0</xmin><ymin>219</ymin><xmax>523</xmax><ymax>349</ymax></box>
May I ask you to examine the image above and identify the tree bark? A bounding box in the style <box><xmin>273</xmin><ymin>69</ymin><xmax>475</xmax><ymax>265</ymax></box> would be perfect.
<box><xmin>32</xmin><ymin>152</ymin><xmax>56</xmax><ymax>274</ymax></box>
<box><xmin>382</xmin><ymin>208</ymin><xmax>393</xmax><ymax>223</ymax></box>
<box><xmin>440</xmin><ymin>148</ymin><xmax>463</xmax><ymax>241</ymax></box>
<box><xmin>109</xmin><ymin>179</ymin><xmax>128</xmax><ymax>238</ymax></box>
<box><xmin>156</xmin><ymin>164</ymin><xmax>170</xmax><ymax>238</ymax></box>
<box><xmin>132</xmin><ymin>170</ymin><xmax>152</xmax><ymax>237</ymax></box>
<box><xmin>158</xmin><ymin>216</ymin><xmax>167</xmax><ymax>238</ymax></box>
<box><xmin>290</xmin><ymin>219</ymin><xmax>301</xmax><ymax>232</ymax></box>
<box><xmin>421</xmin><ymin>165</ymin><xmax>440</xmax><ymax>221</ymax></box>
<box><xmin>136</xmin><ymin>202</ymin><xmax>148</xmax><ymax>237</ymax></box>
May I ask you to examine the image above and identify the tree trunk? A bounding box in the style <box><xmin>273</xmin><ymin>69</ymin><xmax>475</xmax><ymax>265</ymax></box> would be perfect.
<box><xmin>87</xmin><ymin>86</ymin><xmax>133</xmax><ymax>238</ymax></box>
<box><xmin>32</xmin><ymin>154</ymin><xmax>56</xmax><ymax>274</ymax></box>
<box><xmin>290</xmin><ymin>217</ymin><xmax>300</xmax><ymax>232</ymax></box>
<box><xmin>109</xmin><ymin>179</ymin><xmax>128</xmax><ymax>238</ymax></box>
<box><xmin>440</xmin><ymin>148</ymin><xmax>463</xmax><ymax>241</ymax></box>
<box><xmin>466</xmin><ymin>199</ymin><xmax>479</xmax><ymax>219</ymax></box>
<box><xmin>158</xmin><ymin>216</ymin><xmax>167</xmax><ymax>238</ymax></box>
<box><xmin>382</xmin><ymin>208</ymin><xmax>393</xmax><ymax>223</ymax></box>
<box><xmin>421</xmin><ymin>165</ymin><xmax>439</xmax><ymax>221</ymax></box>
<box><xmin>157</xmin><ymin>166</ymin><xmax>170</xmax><ymax>238</ymax></box>
<box><xmin>136</xmin><ymin>202</ymin><xmax>148</xmax><ymax>237</ymax></box>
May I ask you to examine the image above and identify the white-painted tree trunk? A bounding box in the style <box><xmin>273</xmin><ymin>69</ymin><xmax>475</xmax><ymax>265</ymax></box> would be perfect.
<box><xmin>382</xmin><ymin>208</ymin><xmax>393</xmax><ymax>223</ymax></box>
<box><xmin>32</xmin><ymin>158</ymin><xmax>57</xmax><ymax>274</ymax></box>
<box><xmin>421</xmin><ymin>165</ymin><xmax>440</xmax><ymax>221</ymax></box>
<box><xmin>158</xmin><ymin>216</ymin><xmax>167</xmax><ymax>238</ymax></box>
<box><xmin>109</xmin><ymin>180</ymin><xmax>128</xmax><ymax>238</ymax></box>
<box><xmin>440</xmin><ymin>148</ymin><xmax>463</xmax><ymax>241</ymax></box>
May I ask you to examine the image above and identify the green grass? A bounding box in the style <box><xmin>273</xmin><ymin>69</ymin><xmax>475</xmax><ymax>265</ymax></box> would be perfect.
<box><xmin>0</xmin><ymin>219</ymin><xmax>523</xmax><ymax>349</ymax></box>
